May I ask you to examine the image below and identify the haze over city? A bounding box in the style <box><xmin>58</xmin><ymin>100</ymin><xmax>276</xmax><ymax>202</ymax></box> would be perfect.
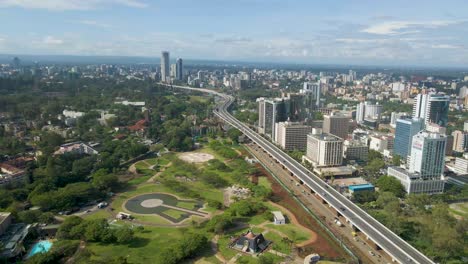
<box><xmin>0</xmin><ymin>1</ymin><xmax>467</xmax><ymax>264</ymax></box>
<box><xmin>0</xmin><ymin>0</ymin><xmax>468</xmax><ymax>66</ymax></box>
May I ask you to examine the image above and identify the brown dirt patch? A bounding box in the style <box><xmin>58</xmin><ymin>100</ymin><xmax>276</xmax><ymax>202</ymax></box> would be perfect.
<box><xmin>255</xmin><ymin>164</ymin><xmax>345</xmax><ymax>260</ymax></box>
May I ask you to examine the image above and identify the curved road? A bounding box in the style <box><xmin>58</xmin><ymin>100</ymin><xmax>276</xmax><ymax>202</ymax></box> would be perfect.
<box><xmin>168</xmin><ymin>84</ymin><xmax>434</xmax><ymax>264</ymax></box>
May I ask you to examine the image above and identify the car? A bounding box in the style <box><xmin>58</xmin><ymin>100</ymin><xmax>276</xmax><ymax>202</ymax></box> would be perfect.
<box><xmin>369</xmin><ymin>251</ymin><xmax>375</xmax><ymax>256</ymax></box>
<box><xmin>340</xmin><ymin>207</ymin><xmax>346</xmax><ymax>211</ymax></box>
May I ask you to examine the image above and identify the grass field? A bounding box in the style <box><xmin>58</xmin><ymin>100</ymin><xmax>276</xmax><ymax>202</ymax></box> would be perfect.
<box><xmin>85</xmin><ymin>226</ymin><xmax>194</xmax><ymax>263</ymax></box>
<box><xmin>258</xmin><ymin>176</ymin><xmax>272</xmax><ymax>188</ymax></box>
<box><xmin>264</xmin><ymin>223</ymin><xmax>310</xmax><ymax>243</ymax></box>
<box><xmin>163</xmin><ymin>209</ymin><xmax>187</xmax><ymax>219</ymax></box>
<box><xmin>449</xmin><ymin>202</ymin><xmax>468</xmax><ymax>218</ymax></box>
<box><xmin>176</xmin><ymin>201</ymin><xmax>197</xmax><ymax>210</ymax></box>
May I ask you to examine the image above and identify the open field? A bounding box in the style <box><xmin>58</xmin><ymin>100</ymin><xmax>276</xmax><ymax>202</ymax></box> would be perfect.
<box><xmin>449</xmin><ymin>202</ymin><xmax>468</xmax><ymax>219</ymax></box>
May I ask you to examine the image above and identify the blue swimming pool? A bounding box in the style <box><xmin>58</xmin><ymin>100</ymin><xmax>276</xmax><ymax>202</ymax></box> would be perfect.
<box><xmin>27</xmin><ymin>240</ymin><xmax>52</xmax><ymax>258</ymax></box>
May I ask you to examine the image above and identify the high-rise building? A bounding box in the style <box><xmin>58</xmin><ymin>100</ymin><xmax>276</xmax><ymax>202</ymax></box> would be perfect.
<box><xmin>452</xmin><ymin>130</ymin><xmax>468</xmax><ymax>153</ymax></box>
<box><xmin>413</xmin><ymin>93</ymin><xmax>450</xmax><ymax>127</ymax></box>
<box><xmin>453</xmin><ymin>157</ymin><xmax>468</xmax><ymax>175</ymax></box>
<box><xmin>394</xmin><ymin>118</ymin><xmax>424</xmax><ymax>159</ymax></box>
<box><xmin>160</xmin><ymin>51</ymin><xmax>170</xmax><ymax>83</ymax></box>
<box><xmin>343</xmin><ymin>140</ymin><xmax>368</xmax><ymax>162</ymax></box>
<box><xmin>176</xmin><ymin>58</ymin><xmax>183</xmax><ymax>81</ymax></box>
<box><xmin>300</xmin><ymin>82</ymin><xmax>321</xmax><ymax>109</ymax></box>
<box><xmin>170</xmin><ymin>64</ymin><xmax>177</xmax><ymax>78</ymax></box>
<box><xmin>390</xmin><ymin>112</ymin><xmax>409</xmax><ymax>128</ymax></box>
<box><xmin>323</xmin><ymin>112</ymin><xmax>350</xmax><ymax>139</ymax></box>
<box><xmin>257</xmin><ymin>98</ymin><xmax>289</xmax><ymax>139</ymax></box>
<box><xmin>305</xmin><ymin>129</ymin><xmax>343</xmax><ymax>167</ymax></box>
<box><xmin>274</xmin><ymin>121</ymin><xmax>312</xmax><ymax>151</ymax></box>
<box><xmin>356</xmin><ymin>102</ymin><xmax>383</xmax><ymax>123</ymax></box>
<box><xmin>408</xmin><ymin>131</ymin><xmax>446</xmax><ymax>178</ymax></box>
<box><xmin>388</xmin><ymin>130</ymin><xmax>446</xmax><ymax>194</ymax></box>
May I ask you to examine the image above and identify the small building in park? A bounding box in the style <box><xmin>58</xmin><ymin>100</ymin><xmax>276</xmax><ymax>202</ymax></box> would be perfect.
<box><xmin>230</xmin><ymin>230</ymin><xmax>271</xmax><ymax>254</ymax></box>
<box><xmin>272</xmin><ymin>211</ymin><xmax>285</xmax><ymax>225</ymax></box>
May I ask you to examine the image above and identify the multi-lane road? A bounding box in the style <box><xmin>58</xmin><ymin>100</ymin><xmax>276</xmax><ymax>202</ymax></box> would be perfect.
<box><xmin>168</xmin><ymin>84</ymin><xmax>434</xmax><ymax>264</ymax></box>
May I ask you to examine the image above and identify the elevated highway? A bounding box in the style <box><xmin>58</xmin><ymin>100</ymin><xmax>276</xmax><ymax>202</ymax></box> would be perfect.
<box><xmin>168</xmin><ymin>84</ymin><xmax>434</xmax><ymax>264</ymax></box>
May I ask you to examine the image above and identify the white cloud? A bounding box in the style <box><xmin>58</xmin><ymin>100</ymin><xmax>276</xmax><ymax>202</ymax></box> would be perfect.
<box><xmin>362</xmin><ymin>20</ymin><xmax>461</xmax><ymax>35</ymax></box>
<box><xmin>42</xmin><ymin>36</ymin><xmax>64</xmax><ymax>45</ymax></box>
<box><xmin>431</xmin><ymin>44</ymin><xmax>461</xmax><ymax>49</ymax></box>
<box><xmin>0</xmin><ymin>0</ymin><xmax>148</xmax><ymax>10</ymax></box>
<box><xmin>78</xmin><ymin>20</ymin><xmax>111</xmax><ymax>28</ymax></box>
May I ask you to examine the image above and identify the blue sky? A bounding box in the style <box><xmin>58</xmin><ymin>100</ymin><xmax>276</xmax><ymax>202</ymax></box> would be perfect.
<box><xmin>0</xmin><ymin>0</ymin><xmax>467</xmax><ymax>66</ymax></box>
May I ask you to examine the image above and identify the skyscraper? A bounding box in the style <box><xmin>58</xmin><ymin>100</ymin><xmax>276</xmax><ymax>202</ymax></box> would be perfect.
<box><xmin>356</xmin><ymin>101</ymin><xmax>383</xmax><ymax>123</ymax></box>
<box><xmin>413</xmin><ymin>93</ymin><xmax>450</xmax><ymax>127</ymax></box>
<box><xmin>160</xmin><ymin>51</ymin><xmax>170</xmax><ymax>83</ymax></box>
<box><xmin>394</xmin><ymin>117</ymin><xmax>424</xmax><ymax>159</ymax></box>
<box><xmin>176</xmin><ymin>58</ymin><xmax>183</xmax><ymax>81</ymax></box>
<box><xmin>452</xmin><ymin>130</ymin><xmax>468</xmax><ymax>153</ymax></box>
<box><xmin>323</xmin><ymin>112</ymin><xmax>350</xmax><ymax>139</ymax></box>
<box><xmin>257</xmin><ymin>98</ymin><xmax>289</xmax><ymax>139</ymax></box>
<box><xmin>408</xmin><ymin>131</ymin><xmax>446</xmax><ymax>178</ymax></box>
<box><xmin>300</xmin><ymin>82</ymin><xmax>321</xmax><ymax>109</ymax></box>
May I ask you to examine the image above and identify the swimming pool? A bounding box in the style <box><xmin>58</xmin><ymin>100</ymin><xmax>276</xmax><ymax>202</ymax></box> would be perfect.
<box><xmin>27</xmin><ymin>240</ymin><xmax>52</xmax><ymax>258</ymax></box>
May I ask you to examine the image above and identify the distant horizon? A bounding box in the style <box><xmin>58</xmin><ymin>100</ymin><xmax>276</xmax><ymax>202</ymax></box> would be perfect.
<box><xmin>0</xmin><ymin>1</ymin><xmax>467</xmax><ymax>68</ymax></box>
<box><xmin>1</xmin><ymin>53</ymin><xmax>468</xmax><ymax>72</ymax></box>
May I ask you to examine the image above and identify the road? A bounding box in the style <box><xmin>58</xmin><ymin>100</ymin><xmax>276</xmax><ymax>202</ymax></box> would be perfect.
<box><xmin>167</xmin><ymin>84</ymin><xmax>434</xmax><ymax>264</ymax></box>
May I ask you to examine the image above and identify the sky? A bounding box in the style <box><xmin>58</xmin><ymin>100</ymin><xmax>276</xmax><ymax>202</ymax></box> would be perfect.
<box><xmin>0</xmin><ymin>0</ymin><xmax>467</xmax><ymax>67</ymax></box>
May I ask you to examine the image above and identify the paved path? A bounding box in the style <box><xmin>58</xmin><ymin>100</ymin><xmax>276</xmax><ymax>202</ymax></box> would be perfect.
<box><xmin>147</xmin><ymin>162</ymin><xmax>172</xmax><ymax>183</ymax></box>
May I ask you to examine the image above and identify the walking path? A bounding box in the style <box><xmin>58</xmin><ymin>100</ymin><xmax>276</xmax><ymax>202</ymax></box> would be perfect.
<box><xmin>146</xmin><ymin>162</ymin><xmax>172</xmax><ymax>183</ymax></box>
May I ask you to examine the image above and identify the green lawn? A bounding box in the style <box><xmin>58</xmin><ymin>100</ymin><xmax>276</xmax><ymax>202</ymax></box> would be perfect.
<box><xmin>264</xmin><ymin>224</ymin><xmax>311</xmax><ymax>243</ymax></box>
<box><xmin>163</xmin><ymin>209</ymin><xmax>187</xmax><ymax>220</ymax></box>
<box><xmin>128</xmin><ymin>175</ymin><xmax>152</xmax><ymax>185</ymax></box>
<box><xmin>83</xmin><ymin>209</ymin><xmax>112</xmax><ymax>220</ymax></box>
<box><xmin>176</xmin><ymin>201</ymin><xmax>197</xmax><ymax>210</ymax></box>
<box><xmin>267</xmin><ymin>231</ymin><xmax>291</xmax><ymax>254</ymax></box>
<box><xmin>85</xmin><ymin>226</ymin><xmax>200</xmax><ymax>263</ymax></box>
<box><xmin>258</xmin><ymin>176</ymin><xmax>272</xmax><ymax>189</ymax></box>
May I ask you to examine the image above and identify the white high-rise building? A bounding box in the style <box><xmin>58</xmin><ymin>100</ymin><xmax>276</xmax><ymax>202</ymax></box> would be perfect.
<box><xmin>160</xmin><ymin>51</ymin><xmax>170</xmax><ymax>83</ymax></box>
<box><xmin>305</xmin><ymin>130</ymin><xmax>343</xmax><ymax>167</ymax></box>
<box><xmin>356</xmin><ymin>101</ymin><xmax>383</xmax><ymax>123</ymax></box>
<box><xmin>300</xmin><ymin>82</ymin><xmax>321</xmax><ymax>108</ymax></box>
<box><xmin>408</xmin><ymin>131</ymin><xmax>446</xmax><ymax>178</ymax></box>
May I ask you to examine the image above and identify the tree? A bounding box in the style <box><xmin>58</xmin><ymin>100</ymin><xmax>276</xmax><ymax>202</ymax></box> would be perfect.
<box><xmin>115</xmin><ymin>226</ymin><xmax>134</xmax><ymax>244</ymax></box>
<box><xmin>227</xmin><ymin>128</ymin><xmax>242</xmax><ymax>144</ymax></box>
<box><xmin>353</xmin><ymin>190</ymin><xmax>378</xmax><ymax>204</ymax></box>
<box><xmin>392</xmin><ymin>155</ymin><xmax>401</xmax><ymax>166</ymax></box>
<box><xmin>376</xmin><ymin>175</ymin><xmax>405</xmax><ymax>198</ymax></box>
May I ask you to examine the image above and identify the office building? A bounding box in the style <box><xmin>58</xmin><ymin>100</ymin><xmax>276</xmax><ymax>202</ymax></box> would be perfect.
<box><xmin>356</xmin><ymin>102</ymin><xmax>383</xmax><ymax>123</ymax></box>
<box><xmin>274</xmin><ymin>121</ymin><xmax>312</xmax><ymax>151</ymax></box>
<box><xmin>393</xmin><ymin>118</ymin><xmax>424</xmax><ymax>159</ymax></box>
<box><xmin>390</xmin><ymin>112</ymin><xmax>409</xmax><ymax>128</ymax></box>
<box><xmin>369</xmin><ymin>135</ymin><xmax>394</xmax><ymax>153</ymax></box>
<box><xmin>387</xmin><ymin>166</ymin><xmax>445</xmax><ymax>194</ymax></box>
<box><xmin>408</xmin><ymin>131</ymin><xmax>446</xmax><ymax>178</ymax></box>
<box><xmin>323</xmin><ymin>112</ymin><xmax>350</xmax><ymax>139</ymax></box>
<box><xmin>300</xmin><ymin>82</ymin><xmax>321</xmax><ymax>109</ymax></box>
<box><xmin>452</xmin><ymin>130</ymin><xmax>468</xmax><ymax>153</ymax></box>
<box><xmin>176</xmin><ymin>58</ymin><xmax>183</xmax><ymax>81</ymax></box>
<box><xmin>454</xmin><ymin>157</ymin><xmax>468</xmax><ymax>175</ymax></box>
<box><xmin>305</xmin><ymin>129</ymin><xmax>343</xmax><ymax>167</ymax></box>
<box><xmin>413</xmin><ymin>93</ymin><xmax>450</xmax><ymax>126</ymax></box>
<box><xmin>170</xmin><ymin>64</ymin><xmax>177</xmax><ymax>78</ymax></box>
<box><xmin>257</xmin><ymin>97</ymin><xmax>289</xmax><ymax>139</ymax></box>
<box><xmin>343</xmin><ymin>140</ymin><xmax>368</xmax><ymax>162</ymax></box>
<box><xmin>160</xmin><ymin>51</ymin><xmax>170</xmax><ymax>83</ymax></box>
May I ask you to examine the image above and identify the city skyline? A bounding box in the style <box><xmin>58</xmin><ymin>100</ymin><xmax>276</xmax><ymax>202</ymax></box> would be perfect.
<box><xmin>0</xmin><ymin>0</ymin><xmax>468</xmax><ymax>67</ymax></box>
